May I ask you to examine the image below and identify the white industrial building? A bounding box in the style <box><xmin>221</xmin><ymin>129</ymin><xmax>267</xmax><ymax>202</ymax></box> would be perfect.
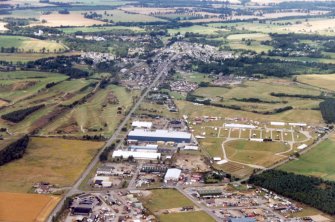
<box><xmin>132</xmin><ymin>121</ymin><xmax>153</xmax><ymax>129</ymax></box>
<box><xmin>112</xmin><ymin>150</ymin><xmax>161</xmax><ymax>160</ymax></box>
<box><xmin>129</xmin><ymin>144</ymin><xmax>158</xmax><ymax>152</ymax></box>
<box><xmin>128</xmin><ymin>129</ymin><xmax>192</xmax><ymax>143</ymax></box>
<box><xmin>164</xmin><ymin>168</ymin><xmax>181</xmax><ymax>183</ymax></box>
<box><xmin>289</xmin><ymin>123</ymin><xmax>307</xmax><ymax>127</ymax></box>
<box><xmin>224</xmin><ymin>124</ymin><xmax>256</xmax><ymax>129</ymax></box>
<box><xmin>270</xmin><ymin>122</ymin><xmax>285</xmax><ymax>126</ymax></box>
<box><xmin>184</xmin><ymin>145</ymin><xmax>199</xmax><ymax>150</ymax></box>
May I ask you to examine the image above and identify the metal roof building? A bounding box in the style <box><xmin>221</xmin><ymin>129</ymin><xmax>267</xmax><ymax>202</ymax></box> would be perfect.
<box><xmin>164</xmin><ymin>168</ymin><xmax>181</xmax><ymax>182</ymax></box>
<box><xmin>112</xmin><ymin>150</ymin><xmax>161</xmax><ymax>160</ymax></box>
<box><xmin>132</xmin><ymin>121</ymin><xmax>153</xmax><ymax>129</ymax></box>
<box><xmin>128</xmin><ymin>129</ymin><xmax>192</xmax><ymax>143</ymax></box>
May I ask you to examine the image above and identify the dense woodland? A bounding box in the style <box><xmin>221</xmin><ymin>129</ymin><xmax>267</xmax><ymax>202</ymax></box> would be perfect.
<box><xmin>0</xmin><ymin>135</ymin><xmax>29</xmax><ymax>166</ymax></box>
<box><xmin>1</xmin><ymin>104</ymin><xmax>45</xmax><ymax>123</ymax></box>
<box><xmin>320</xmin><ymin>99</ymin><xmax>335</xmax><ymax>123</ymax></box>
<box><xmin>249</xmin><ymin>170</ymin><xmax>335</xmax><ymax>215</ymax></box>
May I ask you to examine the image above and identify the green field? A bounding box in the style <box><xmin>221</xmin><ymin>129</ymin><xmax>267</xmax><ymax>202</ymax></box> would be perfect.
<box><xmin>0</xmin><ymin>52</ymin><xmax>80</xmax><ymax>63</ymax></box>
<box><xmin>0</xmin><ymin>36</ymin><xmax>68</xmax><ymax>53</ymax></box>
<box><xmin>0</xmin><ymin>71</ymin><xmax>68</xmax><ymax>102</ymax></box>
<box><xmin>40</xmin><ymin>85</ymin><xmax>139</xmax><ymax>137</ymax></box>
<box><xmin>297</xmin><ymin>74</ymin><xmax>335</xmax><ymax>91</ymax></box>
<box><xmin>0</xmin><ymin>137</ymin><xmax>103</xmax><ymax>192</ymax></box>
<box><xmin>200</xmin><ymin>138</ymin><xmax>224</xmax><ymax>158</ymax></box>
<box><xmin>168</xmin><ymin>25</ymin><xmax>223</xmax><ymax>35</ymax></box>
<box><xmin>225</xmin><ymin>140</ymin><xmax>288</xmax><ymax>167</ymax></box>
<box><xmin>60</xmin><ymin>26</ymin><xmax>145</xmax><ymax>34</ymax></box>
<box><xmin>142</xmin><ymin>189</ymin><xmax>194</xmax><ymax>212</ymax></box>
<box><xmin>96</xmin><ymin>9</ymin><xmax>165</xmax><ymax>22</ymax></box>
<box><xmin>192</xmin><ymin>78</ymin><xmax>323</xmax><ymax>113</ymax></box>
<box><xmin>279</xmin><ymin>138</ymin><xmax>335</xmax><ymax>181</ymax></box>
<box><xmin>159</xmin><ymin>211</ymin><xmax>215</xmax><ymax>222</ymax></box>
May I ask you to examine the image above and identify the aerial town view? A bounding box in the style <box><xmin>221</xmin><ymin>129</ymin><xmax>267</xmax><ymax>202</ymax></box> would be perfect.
<box><xmin>0</xmin><ymin>0</ymin><xmax>335</xmax><ymax>221</ymax></box>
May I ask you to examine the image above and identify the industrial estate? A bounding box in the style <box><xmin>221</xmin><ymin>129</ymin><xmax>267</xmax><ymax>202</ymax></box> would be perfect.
<box><xmin>0</xmin><ymin>0</ymin><xmax>335</xmax><ymax>222</ymax></box>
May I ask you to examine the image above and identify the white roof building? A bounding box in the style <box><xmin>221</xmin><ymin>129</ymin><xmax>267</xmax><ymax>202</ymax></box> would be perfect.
<box><xmin>112</xmin><ymin>150</ymin><xmax>161</xmax><ymax>160</ymax></box>
<box><xmin>289</xmin><ymin>123</ymin><xmax>307</xmax><ymax>127</ymax></box>
<box><xmin>224</xmin><ymin>124</ymin><xmax>256</xmax><ymax>129</ymax></box>
<box><xmin>128</xmin><ymin>129</ymin><xmax>192</xmax><ymax>143</ymax></box>
<box><xmin>164</xmin><ymin>168</ymin><xmax>181</xmax><ymax>182</ymax></box>
<box><xmin>132</xmin><ymin>121</ymin><xmax>153</xmax><ymax>129</ymax></box>
<box><xmin>271</xmin><ymin>122</ymin><xmax>285</xmax><ymax>126</ymax></box>
<box><xmin>184</xmin><ymin>145</ymin><xmax>199</xmax><ymax>150</ymax></box>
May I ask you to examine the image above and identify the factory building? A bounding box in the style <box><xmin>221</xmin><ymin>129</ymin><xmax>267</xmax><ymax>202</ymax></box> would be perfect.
<box><xmin>128</xmin><ymin>129</ymin><xmax>192</xmax><ymax>143</ymax></box>
<box><xmin>112</xmin><ymin>150</ymin><xmax>161</xmax><ymax>160</ymax></box>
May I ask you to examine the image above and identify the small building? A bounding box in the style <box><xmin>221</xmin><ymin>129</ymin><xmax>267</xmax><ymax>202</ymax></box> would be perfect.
<box><xmin>184</xmin><ymin>145</ymin><xmax>199</xmax><ymax>151</ymax></box>
<box><xmin>128</xmin><ymin>129</ymin><xmax>192</xmax><ymax>143</ymax></box>
<box><xmin>141</xmin><ymin>164</ymin><xmax>167</xmax><ymax>173</ymax></box>
<box><xmin>197</xmin><ymin>189</ymin><xmax>223</xmax><ymax>198</ymax></box>
<box><xmin>71</xmin><ymin>205</ymin><xmax>93</xmax><ymax>216</ymax></box>
<box><xmin>228</xmin><ymin>218</ymin><xmax>256</xmax><ymax>222</ymax></box>
<box><xmin>132</xmin><ymin>121</ymin><xmax>153</xmax><ymax>129</ymax></box>
<box><xmin>164</xmin><ymin>168</ymin><xmax>181</xmax><ymax>183</ymax></box>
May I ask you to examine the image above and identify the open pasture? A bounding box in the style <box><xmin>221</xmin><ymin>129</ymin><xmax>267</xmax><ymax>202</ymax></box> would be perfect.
<box><xmin>209</xmin><ymin>17</ymin><xmax>335</xmax><ymax>36</ymax></box>
<box><xmin>0</xmin><ymin>137</ymin><xmax>103</xmax><ymax>192</ymax></box>
<box><xmin>215</xmin><ymin>161</ymin><xmax>254</xmax><ymax>179</ymax></box>
<box><xmin>279</xmin><ymin>137</ymin><xmax>335</xmax><ymax>181</ymax></box>
<box><xmin>120</xmin><ymin>6</ymin><xmax>176</xmax><ymax>15</ymax></box>
<box><xmin>0</xmin><ymin>192</ymin><xmax>59</xmax><ymax>222</ymax></box>
<box><xmin>176</xmin><ymin>100</ymin><xmax>323</xmax><ymax>124</ymax></box>
<box><xmin>40</xmin><ymin>85</ymin><xmax>139</xmax><ymax>137</ymax></box>
<box><xmin>95</xmin><ymin>9</ymin><xmax>166</xmax><ymax>22</ymax></box>
<box><xmin>200</xmin><ymin>138</ymin><xmax>224</xmax><ymax>158</ymax></box>
<box><xmin>141</xmin><ymin>189</ymin><xmax>194</xmax><ymax>212</ymax></box>
<box><xmin>32</xmin><ymin>11</ymin><xmax>106</xmax><ymax>27</ymax></box>
<box><xmin>0</xmin><ymin>71</ymin><xmax>68</xmax><ymax>102</ymax></box>
<box><xmin>0</xmin><ymin>52</ymin><xmax>80</xmax><ymax>63</ymax></box>
<box><xmin>0</xmin><ymin>35</ymin><xmax>68</xmax><ymax>52</ymax></box>
<box><xmin>60</xmin><ymin>25</ymin><xmax>144</xmax><ymax>34</ymax></box>
<box><xmin>168</xmin><ymin>25</ymin><xmax>223</xmax><ymax>35</ymax></box>
<box><xmin>225</xmin><ymin>140</ymin><xmax>288</xmax><ymax>167</ymax></box>
<box><xmin>297</xmin><ymin>74</ymin><xmax>335</xmax><ymax>91</ymax></box>
<box><xmin>159</xmin><ymin>211</ymin><xmax>215</xmax><ymax>222</ymax></box>
<box><xmin>192</xmin><ymin>78</ymin><xmax>322</xmax><ymax>112</ymax></box>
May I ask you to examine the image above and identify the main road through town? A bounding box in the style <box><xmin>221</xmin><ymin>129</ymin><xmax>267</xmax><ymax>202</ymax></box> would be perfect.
<box><xmin>47</xmin><ymin>52</ymin><xmax>176</xmax><ymax>222</ymax></box>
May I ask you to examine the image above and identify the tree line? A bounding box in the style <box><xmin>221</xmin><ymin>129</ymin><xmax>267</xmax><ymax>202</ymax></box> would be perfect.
<box><xmin>249</xmin><ymin>170</ymin><xmax>335</xmax><ymax>215</ymax></box>
<box><xmin>2</xmin><ymin>104</ymin><xmax>45</xmax><ymax>123</ymax></box>
<box><xmin>0</xmin><ymin>135</ymin><xmax>29</xmax><ymax>166</ymax></box>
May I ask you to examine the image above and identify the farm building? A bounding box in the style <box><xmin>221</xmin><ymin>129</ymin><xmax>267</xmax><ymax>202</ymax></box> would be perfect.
<box><xmin>128</xmin><ymin>129</ymin><xmax>192</xmax><ymax>143</ymax></box>
<box><xmin>197</xmin><ymin>189</ymin><xmax>223</xmax><ymax>198</ymax></box>
<box><xmin>132</xmin><ymin>121</ymin><xmax>153</xmax><ymax>129</ymax></box>
<box><xmin>112</xmin><ymin>150</ymin><xmax>161</xmax><ymax>160</ymax></box>
<box><xmin>164</xmin><ymin>168</ymin><xmax>181</xmax><ymax>183</ymax></box>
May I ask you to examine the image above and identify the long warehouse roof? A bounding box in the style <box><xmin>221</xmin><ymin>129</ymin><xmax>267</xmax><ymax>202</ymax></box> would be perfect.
<box><xmin>128</xmin><ymin>129</ymin><xmax>191</xmax><ymax>139</ymax></box>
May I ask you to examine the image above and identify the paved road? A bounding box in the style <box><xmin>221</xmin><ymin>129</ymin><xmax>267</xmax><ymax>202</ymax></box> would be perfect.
<box><xmin>47</xmin><ymin>52</ymin><xmax>175</xmax><ymax>222</ymax></box>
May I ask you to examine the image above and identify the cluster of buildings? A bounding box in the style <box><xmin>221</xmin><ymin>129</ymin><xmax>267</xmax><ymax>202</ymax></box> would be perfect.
<box><xmin>81</xmin><ymin>52</ymin><xmax>115</xmax><ymax>64</ymax></box>
<box><xmin>169</xmin><ymin>80</ymin><xmax>198</xmax><ymax>93</ymax></box>
<box><xmin>112</xmin><ymin>120</ymin><xmax>194</xmax><ymax>161</ymax></box>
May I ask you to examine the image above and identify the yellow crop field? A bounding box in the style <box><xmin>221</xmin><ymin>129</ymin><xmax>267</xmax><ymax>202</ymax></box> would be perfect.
<box><xmin>0</xmin><ymin>137</ymin><xmax>104</xmax><ymax>192</ymax></box>
<box><xmin>297</xmin><ymin>74</ymin><xmax>335</xmax><ymax>91</ymax></box>
<box><xmin>33</xmin><ymin>12</ymin><xmax>106</xmax><ymax>27</ymax></box>
<box><xmin>0</xmin><ymin>192</ymin><xmax>59</xmax><ymax>222</ymax></box>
